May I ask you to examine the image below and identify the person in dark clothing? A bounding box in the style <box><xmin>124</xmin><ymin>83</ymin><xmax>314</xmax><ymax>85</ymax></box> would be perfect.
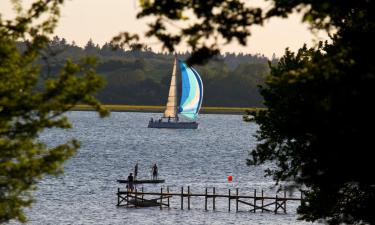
<box><xmin>127</xmin><ymin>173</ymin><xmax>134</xmax><ymax>192</ymax></box>
<box><xmin>152</xmin><ymin>164</ymin><xmax>158</xmax><ymax>180</ymax></box>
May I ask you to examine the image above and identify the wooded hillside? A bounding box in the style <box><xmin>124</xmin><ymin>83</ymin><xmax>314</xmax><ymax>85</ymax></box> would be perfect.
<box><xmin>30</xmin><ymin>36</ymin><xmax>273</xmax><ymax>107</ymax></box>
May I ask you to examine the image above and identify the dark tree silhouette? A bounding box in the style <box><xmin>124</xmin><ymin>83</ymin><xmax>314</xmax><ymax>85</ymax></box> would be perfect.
<box><xmin>118</xmin><ymin>0</ymin><xmax>375</xmax><ymax>224</ymax></box>
<box><xmin>0</xmin><ymin>1</ymin><xmax>107</xmax><ymax>223</ymax></box>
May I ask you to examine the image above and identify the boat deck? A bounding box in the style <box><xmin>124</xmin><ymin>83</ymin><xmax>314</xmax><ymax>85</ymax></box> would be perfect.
<box><xmin>117</xmin><ymin>179</ymin><xmax>165</xmax><ymax>184</ymax></box>
<box><xmin>148</xmin><ymin>121</ymin><xmax>198</xmax><ymax>129</ymax></box>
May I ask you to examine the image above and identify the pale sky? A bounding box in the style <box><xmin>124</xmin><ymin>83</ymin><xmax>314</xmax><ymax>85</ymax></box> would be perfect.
<box><xmin>1</xmin><ymin>0</ymin><xmax>329</xmax><ymax>58</ymax></box>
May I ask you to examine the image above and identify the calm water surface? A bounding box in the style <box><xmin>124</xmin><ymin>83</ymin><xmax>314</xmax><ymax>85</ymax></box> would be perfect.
<box><xmin>12</xmin><ymin>112</ymin><xmax>316</xmax><ymax>225</ymax></box>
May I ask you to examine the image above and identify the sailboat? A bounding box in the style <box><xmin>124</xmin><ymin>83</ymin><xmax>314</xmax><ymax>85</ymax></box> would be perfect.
<box><xmin>148</xmin><ymin>57</ymin><xmax>203</xmax><ymax>129</ymax></box>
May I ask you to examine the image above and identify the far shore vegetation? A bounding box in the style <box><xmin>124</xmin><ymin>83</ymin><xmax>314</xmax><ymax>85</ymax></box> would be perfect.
<box><xmin>74</xmin><ymin>104</ymin><xmax>263</xmax><ymax>115</ymax></box>
<box><xmin>17</xmin><ymin>36</ymin><xmax>270</xmax><ymax>108</ymax></box>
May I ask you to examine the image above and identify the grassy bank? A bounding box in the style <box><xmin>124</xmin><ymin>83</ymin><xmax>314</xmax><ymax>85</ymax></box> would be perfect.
<box><xmin>74</xmin><ymin>104</ymin><xmax>263</xmax><ymax>115</ymax></box>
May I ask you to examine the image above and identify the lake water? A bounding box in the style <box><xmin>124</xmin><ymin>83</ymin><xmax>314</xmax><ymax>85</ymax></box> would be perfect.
<box><xmin>12</xmin><ymin>112</ymin><xmax>315</xmax><ymax>225</ymax></box>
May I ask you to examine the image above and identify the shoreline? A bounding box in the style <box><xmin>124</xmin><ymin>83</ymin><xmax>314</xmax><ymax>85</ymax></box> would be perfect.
<box><xmin>73</xmin><ymin>104</ymin><xmax>263</xmax><ymax>115</ymax></box>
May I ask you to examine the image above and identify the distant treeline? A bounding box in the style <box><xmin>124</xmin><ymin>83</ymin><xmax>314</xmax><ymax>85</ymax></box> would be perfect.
<box><xmin>24</xmin><ymin>36</ymin><xmax>275</xmax><ymax>107</ymax></box>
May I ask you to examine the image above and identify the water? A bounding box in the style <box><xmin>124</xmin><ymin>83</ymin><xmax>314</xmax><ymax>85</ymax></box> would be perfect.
<box><xmin>12</xmin><ymin>112</ymin><xmax>315</xmax><ymax>224</ymax></box>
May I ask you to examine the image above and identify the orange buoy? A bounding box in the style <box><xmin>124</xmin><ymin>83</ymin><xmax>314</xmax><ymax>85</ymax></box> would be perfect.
<box><xmin>227</xmin><ymin>175</ymin><xmax>233</xmax><ymax>182</ymax></box>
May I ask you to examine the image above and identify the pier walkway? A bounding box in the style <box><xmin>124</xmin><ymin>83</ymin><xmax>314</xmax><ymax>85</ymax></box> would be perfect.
<box><xmin>116</xmin><ymin>186</ymin><xmax>303</xmax><ymax>213</ymax></box>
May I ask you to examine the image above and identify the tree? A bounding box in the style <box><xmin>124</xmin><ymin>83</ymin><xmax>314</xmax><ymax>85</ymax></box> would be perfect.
<box><xmin>250</xmin><ymin>11</ymin><xmax>375</xmax><ymax>223</ymax></box>
<box><xmin>251</xmin><ymin>40</ymin><xmax>375</xmax><ymax>224</ymax></box>
<box><xmin>84</xmin><ymin>38</ymin><xmax>100</xmax><ymax>55</ymax></box>
<box><xmin>0</xmin><ymin>1</ymin><xmax>108</xmax><ymax>223</ymax></box>
<box><xmin>125</xmin><ymin>0</ymin><xmax>375</xmax><ymax>224</ymax></box>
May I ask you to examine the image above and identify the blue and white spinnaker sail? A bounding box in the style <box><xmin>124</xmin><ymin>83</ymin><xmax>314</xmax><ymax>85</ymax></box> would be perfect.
<box><xmin>178</xmin><ymin>60</ymin><xmax>204</xmax><ymax>119</ymax></box>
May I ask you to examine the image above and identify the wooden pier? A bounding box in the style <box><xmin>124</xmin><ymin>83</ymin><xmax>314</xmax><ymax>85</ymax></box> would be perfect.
<box><xmin>116</xmin><ymin>186</ymin><xmax>303</xmax><ymax>214</ymax></box>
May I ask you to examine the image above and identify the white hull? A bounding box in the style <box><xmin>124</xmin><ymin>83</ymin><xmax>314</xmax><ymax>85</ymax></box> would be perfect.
<box><xmin>148</xmin><ymin>121</ymin><xmax>198</xmax><ymax>129</ymax></box>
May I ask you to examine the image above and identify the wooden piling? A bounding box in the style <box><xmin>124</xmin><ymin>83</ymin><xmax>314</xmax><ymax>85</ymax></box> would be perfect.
<box><xmin>261</xmin><ymin>189</ymin><xmax>264</xmax><ymax>213</ymax></box>
<box><xmin>253</xmin><ymin>189</ymin><xmax>256</xmax><ymax>213</ymax></box>
<box><xmin>181</xmin><ymin>187</ymin><xmax>184</xmax><ymax>210</ymax></box>
<box><xmin>213</xmin><ymin>187</ymin><xmax>216</xmax><ymax>211</ymax></box>
<box><xmin>284</xmin><ymin>190</ymin><xmax>287</xmax><ymax>213</ymax></box>
<box><xmin>205</xmin><ymin>188</ymin><xmax>208</xmax><ymax>211</ymax></box>
<box><xmin>188</xmin><ymin>186</ymin><xmax>191</xmax><ymax>210</ymax></box>
<box><xmin>126</xmin><ymin>188</ymin><xmax>129</xmax><ymax>207</ymax></box>
<box><xmin>167</xmin><ymin>186</ymin><xmax>170</xmax><ymax>208</ymax></box>
<box><xmin>236</xmin><ymin>188</ymin><xmax>239</xmax><ymax>212</ymax></box>
<box><xmin>117</xmin><ymin>188</ymin><xmax>120</xmax><ymax>206</ymax></box>
<box><xmin>275</xmin><ymin>194</ymin><xmax>278</xmax><ymax>214</ymax></box>
<box><xmin>134</xmin><ymin>188</ymin><xmax>138</xmax><ymax>208</ymax></box>
<box><xmin>160</xmin><ymin>187</ymin><xmax>163</xmax><ymax>210</ymax></box>
<box><xmin>228</xmin><ymin>189</ymin><xmax>231</xmax><ymax>212</ymax></box>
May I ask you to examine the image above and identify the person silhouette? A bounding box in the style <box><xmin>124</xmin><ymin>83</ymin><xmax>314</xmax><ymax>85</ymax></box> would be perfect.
<box><xmin>127</xmin><ymin>173</ymin><xmax>134</xmax><ymax>192</ymax></box>
<box><xmin>152</xmin><ymin>164</ymin><xmax>158</xmax><ymax>180</ymax></box>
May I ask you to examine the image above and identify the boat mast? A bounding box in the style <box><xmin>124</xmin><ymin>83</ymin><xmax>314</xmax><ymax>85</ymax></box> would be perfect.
<box><xmin>163</xmin><ymin>57</ymin><xmax>178</xmax><ymax>118</ymax></box>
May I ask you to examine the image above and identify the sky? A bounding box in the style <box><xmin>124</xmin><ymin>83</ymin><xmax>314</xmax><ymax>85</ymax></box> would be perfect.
<box><xmin>0</xmin><ymin>0</ymin><xmax>329</xmax><ymax>58</ymax></box>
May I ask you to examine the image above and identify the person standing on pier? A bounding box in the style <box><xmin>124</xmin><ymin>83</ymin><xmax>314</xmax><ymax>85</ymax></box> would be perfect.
<box><xmin>127</xmin><ymin>173</ymin><xmax>134</xmax><ymax>192</ymax></box>
<box><xmin>152</xmin><ymin>164</ymin><xmax>158</xmax><ymax>180</ymax></box>
<box><xmin>134</xmin><ymin>163</ymin><xmax>138</xmax><ymax>180</ymax></box>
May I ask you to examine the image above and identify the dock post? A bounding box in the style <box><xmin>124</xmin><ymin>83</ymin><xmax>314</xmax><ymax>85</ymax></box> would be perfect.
<box><xmin>126</xmin><ymin>188</ymin><xmax>129</xmax><ymax>207</ymax></box>
<box><xmin>142</xmin><ymin>187</ymin><xmax>144</xmax><ymax>201</ymax></box>
<box><xmin>167</xmin><ymin>186</ymin><xmax>170</xmax><ymax>208</ymax></box>
<box><xmin>284</xmin><ymin>190</ymin><xmax>287</xmax><ymax>213</ymax></box>
<box><xmin>261</xmin><ymin>189</ymin><xmax>264</xmax><ymax>213</ymax></box>
<box><xmin>228</xmin><ymin>189</ymin><xmax>231</xmax><ymax>212</ymax></box>
<box><xmin>213</xmin><ymin>187</ymin><xmax>216</xmax><ymax>211</ymax></box>
<box><xmin>188</xmin><ymin>186</ymin><xmax>191</xmax><ymax>210</ymax></box>
<box><xmin>117</xmin><ymin>188</ymin><xmax>120</xmax><ymax>206</ymax></box>
<box><xmin>181</xmin><ymin>186</ymin><xmax>184</xmax><ymax>210</ymax></box>
<box><xmin>205</xmin><ymin>187</ymin><xmax>208</xmax><ymax>211</ymax></box>
<box><xmin>236</xmin><ymin>188</ymin><xmax>239</xmax><ymax>212</ymax></box>
<box><xmin>160</xmin><ymin>187</ymin><xmax>163</xmax><ymax>210</ymax></box>
<box><xmin>134</xmin><ymin>188</ymin><xmax>138</xmax><ymax>208</ymax></box>
<box><xmin>253</xmin><ymin>189</ymin><xmax>257</xmax><ymax>213</ymax></box>
<box><xmin>275</xmin><ymin>194</ymin><xmax>278</xmax><ymax>214</ymax></box>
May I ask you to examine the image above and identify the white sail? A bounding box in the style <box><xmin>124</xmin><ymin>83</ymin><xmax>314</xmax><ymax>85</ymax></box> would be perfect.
<box><xmin>163</xmin><ymin>57</ymin><xmax>178</xmax><ymax>118</ymax></box>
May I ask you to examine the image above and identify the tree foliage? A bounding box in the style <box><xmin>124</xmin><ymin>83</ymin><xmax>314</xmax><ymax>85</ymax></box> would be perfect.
<box><xmin>125</xmin><ymin>0</ymin><xmax>375</xmax><ymax>224</ymax></box>
<box><xmin>0</xmin><ymin>1</ymin><xmax>107</xmax><ymax>223</ymax></box>
<box><xmin>252</xmin><ymin>2</ymin><xmax>375</xmax><ymax>225</ymax></box>
<box><xmin>251</xmin><ymin>41</ymin><xmax>375</xmax><ymax>224</ymax></box>
<box><xmin>114</xmin><ymin>0</ymin><xmax>262</xmax><ymax>64</ymax></box>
